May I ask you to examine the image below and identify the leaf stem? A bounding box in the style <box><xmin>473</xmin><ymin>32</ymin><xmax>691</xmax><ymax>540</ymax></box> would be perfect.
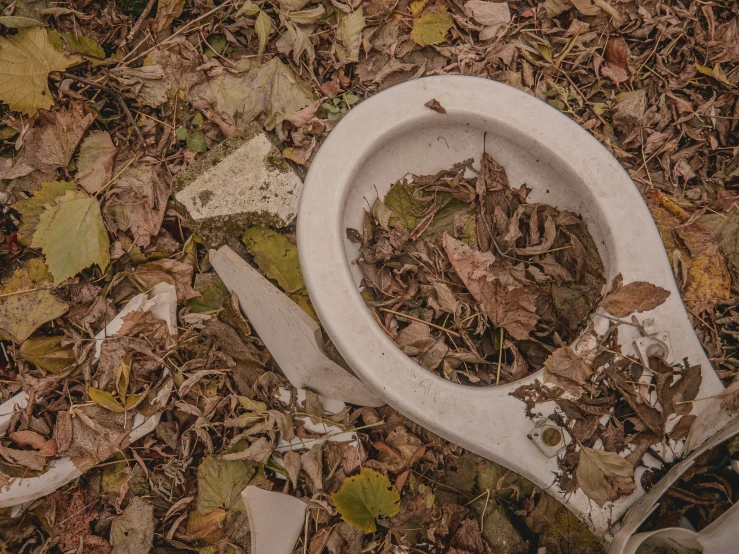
<box><xmin>378</xmin><ymin>308</ymin><xmax>461</xmax><ymax>337</ymax></box>
<box><xmin>0</xmin><ymin>287</ymin><xmax>49</xmax><ymax>299</ymax></box>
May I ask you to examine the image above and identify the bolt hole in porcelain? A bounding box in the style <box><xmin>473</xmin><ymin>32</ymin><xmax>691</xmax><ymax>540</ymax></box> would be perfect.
<box><xmin>297</xmin><ymin>76</ymin><xmax>737</xmax><ymax>550</ymax></box>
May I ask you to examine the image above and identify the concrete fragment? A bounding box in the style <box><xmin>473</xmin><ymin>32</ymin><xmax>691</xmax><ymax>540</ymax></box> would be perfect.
<box><xmin>174</xmin><ymin>123</ymin><xmax>302</xmax><ymax>247</ymax></box>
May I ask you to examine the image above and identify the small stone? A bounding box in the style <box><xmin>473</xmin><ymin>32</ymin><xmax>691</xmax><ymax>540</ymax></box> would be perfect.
<box><xmin>174</xmin><ymin>123</ymin><xmax>302</xmax><ymax>247</ymax></box>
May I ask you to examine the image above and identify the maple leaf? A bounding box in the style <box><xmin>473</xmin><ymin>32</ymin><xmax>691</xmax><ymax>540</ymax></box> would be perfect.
<box><xmin>31</xmin><ymin>190</ymin><xmax>110</xmax><ymax>285</ymax></box>
<box><xmin>0</xmin><ymin>26</ymin><xmax>81</xmax><ymax>115</ymax></box>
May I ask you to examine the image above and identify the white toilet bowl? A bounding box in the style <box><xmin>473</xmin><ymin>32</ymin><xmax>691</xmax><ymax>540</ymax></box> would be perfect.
<box><xmin>297</xmin><ymin>76</ymin><xmax>731</xmax><ymax>544</ymax></box>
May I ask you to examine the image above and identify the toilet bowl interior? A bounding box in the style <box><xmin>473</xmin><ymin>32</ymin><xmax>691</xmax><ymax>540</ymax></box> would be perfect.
<box><xmin>342</xmin><ymin>119</ymin><xmax>616</xmax><ymax>290</ymax></box>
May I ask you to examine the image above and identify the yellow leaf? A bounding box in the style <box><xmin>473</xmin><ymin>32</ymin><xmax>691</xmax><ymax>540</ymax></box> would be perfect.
<box><xmin>411</xmin><ymin>7</ymin><xmax>454</xmax><ymax>47</ymax></box>
<box><xmin>0</xmin><ymin>27</ymin><xmax>82</xmax><ymax>115</ymax></box>
<box><xmin>14</xmin><ymin>181</ymin><xmax>77</xmax><ymax>245</ymax></box>
<box><xmin>332</xmin><ymin>468</ymin><xmax>400</xmax><ymax>533</ymax></box>
<box><xmin>0</xmin><ymin>259</ymin><xmax>69</xmax><ymax>343</ymax></box>
<box><xmin>19</xmin><ymin>336</ymin><xmax>75</xmax><ymax>372</ymax></box>
<box><xmin>31</xmin><ymin>190</ymin><xmax>111</xmax><ymax>284</ymax></box>
<box><xmin>255</xmin><ymin>10</ymin><xmax>273</xmax><ymax>65</ymax></box>
<box><xmin>123</xmin><ymin>392</ymin><xmax>146</xmax><ymax>411</ymax></box>
<box><xmin>410</xmin><ymin>1</ymin><xmax>426</xmax><ymax>18</ymax></box>
<box><xmin>116</xmin><ymin>355</ymin><xmax>133</xmax><ymax>399</ymax></box>
<box><xmin>88</xmin><ymin>387</ymin><xmax>125</xmax><ymax>413</ymax></box>
<box><xmin>644</xmin><ymin>189</ymin><xmax>730</xmax><ymax>314</ymax></box>
<box><xmin>333</xmin><ymin>9</ymin><xmax>365</xmax><ymax>64</ymax></box>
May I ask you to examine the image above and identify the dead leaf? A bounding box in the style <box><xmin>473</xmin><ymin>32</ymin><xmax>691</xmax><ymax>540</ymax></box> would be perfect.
<box><xmin>154</xmin><ymin>0</ymin><xmax>185</xmax><ymax>36</ymax></box>
<box><xmin>301</xmin><ymin>443</ymin><xmax>323</xmax><ymax>491</ymax></box>
<box><xmin>76</xmin><ymin>131</ymin><xmax>117</xmax><ymax>194</ymax></box>
<box><xmin>602</xmin><ymin>37</ymin><xmax>628</xmax><ymax>84</ymax></box>
<box><xmin>543</xmin><ymin>346</ymin><xmax>592</xmax><ymax>390</ymax></box>
<box><xmin>425</xmin><ymin>98</ymin><xmax>446</xmax><ymax>114</ymax></box>
<box><xmin>109</xmin><ymin>65</ymin><xmax>169</xmax><ymax>108</ymax></box>
<box><xmin>576</xmin><ymin>446</ymin><xmax>635</xmax><ymax>506</ymax></box>
<box><xmin>110</xmin><ymin>497</ymin><xmax>155</xmax><ymax>554</ymax></box>
<box><xmin>104</xmin><ymin>162</ymin><xmax>171</xmax><ymax>248</ymax></box>
<box><xmin>130</xmin><ymin>258</ymin><xmax>198</xmax><ymax>303</ymax></box>
<box><xmin>443</xmin><ymin>233</ymin><xmax>539</xmax><ymax>339</ymax></box>
<box><xmin>601</xmin><ymin>281</ymin><xmax>670</xmax><ymax>317</ymax></box>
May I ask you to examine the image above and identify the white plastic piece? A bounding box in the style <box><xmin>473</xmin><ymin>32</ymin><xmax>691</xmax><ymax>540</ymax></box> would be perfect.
<box><xmin>296</xmin><ymin>76</ymin><xmax>732</xmax><ymax>540</ymax></box>
<box><xmin>0</xmin><ymin>283</ymin><xmax>177</xmax><ymax>509</ymax></box>
<box><xmin>209</xmin><ymin>245</ymin><xmax>384</xmax><ymax>407</ymax></box>
<box><xmin>242</xmin><ymin>485</ymin><xmax>307</xmax><ymax>554</ymax></box>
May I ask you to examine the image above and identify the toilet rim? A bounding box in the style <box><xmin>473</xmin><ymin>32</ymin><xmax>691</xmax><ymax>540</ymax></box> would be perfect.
<box><xmin>297</xmin><ymin>75</ymin><xmax>726</xmax><ymax>538</ymax></box>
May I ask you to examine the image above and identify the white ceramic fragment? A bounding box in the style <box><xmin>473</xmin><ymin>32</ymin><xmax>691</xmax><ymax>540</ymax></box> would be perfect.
<box><xmin>209</xmin><ymin>245</ymin><xmax>384</xmax><ymax>407</ymax></box>
<box><xmin>0</xmin><ymin>283</ymin><xmax>177</xmax><ymax>510</ymax></box>
<box><xmin>242</xmin><ymin>485</ymin><xmax>307</xmax><ymax>554</ymax></box>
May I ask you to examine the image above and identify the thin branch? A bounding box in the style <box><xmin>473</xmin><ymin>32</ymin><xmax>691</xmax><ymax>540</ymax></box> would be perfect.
<box><xmin>62</xmin><ymin>72</ymin><xmax>146</xmax><ymax>145</ymax></box>
<box><xmin>126</xmin><ymin>0</ymin><xmax>158</xmax><ymax>43</ymax></box>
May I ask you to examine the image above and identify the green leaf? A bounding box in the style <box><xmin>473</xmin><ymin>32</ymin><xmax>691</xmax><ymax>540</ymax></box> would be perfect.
<box><xmin>188</xmin><ymin>280</ymin><xmax>230</xmax><ymax>313</ymax></box>
<box><xmin>19</xmin><ymin>336</ymin><xmax>75</xmax><ymax>372</ymax></box>
<box><xmin>411</xmin><ymin>7</ymin><xmax>453</xmax><ymax>47</ymax></box>
<box><xmin>242</xmin><ymin>227</ymin><xmax>318</xmax><ymax>320</ymax></box>
<box><xmin>123</xmin><ymin>392</ymin><xmax>146</xmax><ymax>410</ymax></box>
<box><xmin>14</xmin><ymin>181</ymin><xmax>77</xmax><ymax>245</ymax></box>
<box><xmin>424</xmin><ymin>194</ymin><xmax>469</xmax><ymax>235</ymax></box>
<box><xmin>255</xmin><ymin>10</ymin><xmax>273</xmax><ymax>65</ymax></box>
<box><xmin>344</xmin><ymin>93</ymin><xmax>359</xmax><ymax>106</ymax></box>
<box><xmin>333</xmin><ymin>9</ymin><xmax>365</xmax><ymax>64</ymax></box>
<box><xmin>187</xmin><ymin>130</ymin><xmax>208</xmax><ymax>152</ymax></box>
<box><xmin>0</xmin><ymin>16</ymin><xmax>44</xmax><ymax>28</ymax></box>
<box><xmin>205</xmin><ymin>34</ymin><xmax>230</xmax><ymax>58</ymax></box>
<box><xmin>175</xmin><ymin>126</ymin><xmax>189</xmax><ymax>141</ymax></box>
<box><xmin>0</xmin><ymin>125</ymin><xmax>17</xmax><ymax>140</ymax></box>
<box><xmin>196</xmin><ymin>455</ymin><xmax>260</xmax><ymax>514</ymax></box>
<box><xmin>48</xmin><ymin>31</ymin><xmax>106</xmax><ymax>65</ymax></box>
<box><xmin>332</xmin><ymin>468</ymin><xmax>400</xmax><ymax>533</ymax></box>
<box><xmin>0</xmin><ymin>259</ymin><xmax>69</xmax><ymax>344</ymax></box>
<box><xmin>31</xmin><ymin>190</ymin><xmax>111</xmax><ymax>284</ymax></box>
<box><xmin>193</xmin><ymin>112</ymin><xmax>205</xmax><ymax>126</ymax></box>
<box><xmin>384</xmin><ymin>182</ymin><xmax>423</xmax><ymax>229</ymax></box>
<box><xmin>88</xmin><ymin>387</ymin><xmax>125</xmax><ymax>413</ymax></box>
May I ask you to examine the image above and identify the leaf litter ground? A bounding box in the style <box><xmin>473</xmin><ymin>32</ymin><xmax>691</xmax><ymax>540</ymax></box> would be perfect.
<box><xmin>1</xmin><ymin>0</ymin><xmax>739</xmax><ymax>552</ymax></box>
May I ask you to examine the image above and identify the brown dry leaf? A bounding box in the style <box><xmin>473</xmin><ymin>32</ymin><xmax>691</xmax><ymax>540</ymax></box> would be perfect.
<box><xmin>425</xmin><ymin>98</ymin><xmax>446</xmax><ymax>114</ymax></box>
<box><xmin>602</xmin><ymin>37</ymin><xmax>628</xmax><ymax>84</ymax></box>
<box><xmin>0</xmin><ymin>443</ymin><xmax>46</xmax><ymax>471</ymax></box>
<box><xmin>283</xmin><ymin>450</ymin><xmax>301</xmax><ymax>488</ymax></box>
<box><xmin>109</xmin><ymin>65</ymin><xmax>169</xmax><ymax>108</ymax></box>
<box><xmin>154</xmin><ymin>0</ymin><xmax>185</xmax><ymax>36</ymax></box>
<box><xmin>645</xmin><ymin>189</ymin><xmax>730</xmax><ymax>314</ymax></box>
<box><xmin>301</xmin><ymin>443</ymin><xmax>323</xmax><ymax>491</ymax></box>
<box><xmin>76</xmin><ymin>131</ymin><xmax>117</xmax><ymax>194</ymax></box>
<box><xmin>601</xmin><ymin>281</ymin><xmax>670</xmax><ymax>317</ymax></box>
<box><xmin>103</xmin><ymin>162</ymin><xmax>171</xmax><ymax>248</ymax></box>
<box><xmin>130</xmin><ymin>258</ymin><xmax>198</xmax><ymax>302</ymax></box>
<box><xmin>17</xmin><ymin>101</ymin><xmax>95</xmax><ymax>174</ymax></box>
<box><xmin>543</xmin><ymin>346</ymin><xmax>592</xmax><ymax>390</ymax></box>
<box><xmin>656</xmin><ymin>364</ymin><xmax>702</xmax><ymax>417</ymax></box>
<box><xmin>222</xmin><ymin>437</ymin><xmax>272</xmax><ymax>464</ymax></box>
<box><xmin>9</xmin><ymin>429</ymin><xmax>47</xmax><ymax>449</ymax></box>
<box><xmin>443</xmin><ymin>233</ymin><xmax>539</xmax><ymax>339</ymax></box>
<box><xmin>576</xmin><ymin>446</ymin><xmax>635</xmax><ymax>506</ymax></box>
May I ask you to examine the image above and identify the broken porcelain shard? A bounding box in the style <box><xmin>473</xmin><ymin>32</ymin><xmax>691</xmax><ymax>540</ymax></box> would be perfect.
<box><xmin>296</xmin><ymin>76</ymin><xmax>734</xmax><ymax>545</ymax></box>
<box><xmin>209</xmin><ymin>245</ymin><xmax>384</xmax><ymax>407</ymax></box>
<box><xmin>0</xmin><ymin>283</ymin><xmax>177</xmax><ymax>510</ymax></box>
<box><xmin>242</xmin><ymin>485</ymin><xmax>307</xmax><ymax>554</ymax></box>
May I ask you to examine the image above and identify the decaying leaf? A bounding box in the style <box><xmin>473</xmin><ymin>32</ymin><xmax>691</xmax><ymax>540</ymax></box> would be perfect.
<box><xmin>76</xmin><ymin>131</ymin><xmax>117</xmax><ymax>194</ymax></box>
<box><xmin>0</xmin><ymin>258</ymin><xmax>69</xmax><ymax>343</ymax></box>
<box><xmin>576</xmin><ymin>446</ymin><xmax>635</xmax><ymax>506</ymax></box>
<box><xmin>334</xmin><ymin>9</ymin><xmax>365</xmax><ymax>64</ymax></box>
<box><xmin>255</xmin><ymin>10</ymin><xmax>274</xmax><ymax>65</ymax></box>
<box><xmin>425</xmin><ymin>98</ymin><xmax>446</xmax><ymax>114</ymax></box>
<box><xmin>109</xmin><ymin>65</ymin><xmax>170</xmax><ymax>108</ymax></box>
<box><xmin>332</xmin><ymin>468</ymin><xmax>401</xmax><ymax>533</ymax></box>
<box><xmin>19</xmin><ymin>335</ymin><xmax>75</xmax><ymax>372</ymax></box>
<box><xmin>48</xmin><ymin>31</ymin><xmax>106</xmax><ymax>65</ymax></box>
<box><xmin>543</xmin><ymin>346</ymin><xmax>592</xmax><ymax>391</ymax></box>
<box><xmin>196</xmin><ymin>455</ymin><xmax>262</xmax><ymax>514</ymax></box>
<box><xmin>31</xmin><ymin>190</ymin><xmax>110</xmax><ymax>284</ymax></box>
<box><xmin>0</xmin><ymin>26</ymin><xmax>81</xmax><ymax>114</ymax></box>
<box><xmin>130</xmin><ymin>258</ymin><xmax>198</xmax><ymax>303</ymax></box>
<box><xmin>601</xmin><ymin>281</ymin><xmax>670</xmax><ymax>317</ymax></box>
<box><xmin>110</xmin><ymin>497</ymin><xmax>155</xmax><ymax>554</ymax></box>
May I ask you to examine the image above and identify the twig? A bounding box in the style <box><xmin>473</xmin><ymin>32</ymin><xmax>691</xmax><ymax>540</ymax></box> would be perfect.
<box><xmin>62</xmin><ymin>72</ymin><xmax>146</xmax><ymax>145</ymax></box>
<box><xmin>378</xmin><ymin>308</ymin><xmax>461</xmax><ymax>337</ymax></box>
<box><xmin>96</xmin><ymin>155</ymin><xmax>138</xmax><ymax>198</ymax></box>
<box><xmin>496</xmin><ymin>327</ymin><xmax>504</xmax><ymax>385</ymax></box>
<box><xmin>0</xmin><ymin>287</ymin><xmax>49</xmax><ymax>299</ymax></box>
<box><xmin>126</xmin><ymin>0</ymin><xmax>158</xmax><ymax>43</ymax></box>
